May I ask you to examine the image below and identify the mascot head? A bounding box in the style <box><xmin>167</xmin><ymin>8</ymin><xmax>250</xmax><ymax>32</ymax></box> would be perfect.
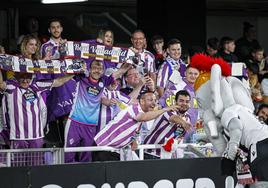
<box><xmin>189</xmin><ymin>54</ymin><xmax>232</xmax><ymax>116</ymax></box>
<box><xmin>190</xmin><ymin>53</ymin><xmax>231</xmax><ymax>91</ymax></box>
<box><xmin>190</xmin><ymin>53</ymin><xmax>254</xmax><ymax>116</ymax></box>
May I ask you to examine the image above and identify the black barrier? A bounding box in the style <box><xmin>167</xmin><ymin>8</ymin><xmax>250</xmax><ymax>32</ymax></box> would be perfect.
<box><xmin>0</xmin><ymin>166</ymin><xmax>29</xmax><ymax>187</ymax></box>
<box><xmin>0</xmin><ymin>157</ymin><xmax>232</xmax><ymax>188</ymax></box>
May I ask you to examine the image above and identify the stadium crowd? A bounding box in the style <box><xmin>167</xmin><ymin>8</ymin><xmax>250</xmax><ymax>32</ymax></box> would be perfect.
<box><xmin>0</xmin><ymin>18</ymin><xmax>267</xmax><ymax>166</ymax></box>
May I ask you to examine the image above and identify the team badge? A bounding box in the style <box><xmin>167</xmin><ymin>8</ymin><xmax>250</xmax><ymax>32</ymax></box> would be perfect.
<box><xmin>99</xmin><ymin>81</ymin><xmax>104</xmax><ymax>88</ymax></box>
<box><xmin>23</xmin><ymin>90</ymin><xmax>37</xmax><ymax>102</ymax></box>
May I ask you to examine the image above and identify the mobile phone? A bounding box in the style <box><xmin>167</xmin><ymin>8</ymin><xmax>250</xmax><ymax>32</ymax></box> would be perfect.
<box><xmin>143</xmin><ymin>68</ymin><xmax>149</xmax><ymax>76</ymax></box>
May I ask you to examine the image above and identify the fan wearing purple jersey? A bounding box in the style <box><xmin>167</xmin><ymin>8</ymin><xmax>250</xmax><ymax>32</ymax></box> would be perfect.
<box><xmin>130</xmin><ymin>30</ymin><xmax>156</xmax><ymax>82</ymax></box>
<box><xmin>99</xmin><ymin>74</ymin><xmax>146</xmax><ymax>131</ymax></box>
<box><xmin>64</xmin><ymin>60</ymin><xmax>131</xmax><ymax>163</ymax></box>
<box><xmin>120</xmin><ymin>67</ymin><xmax>155</xmax><ymax>102</ymax></box>
<box><xmin>83</xmin><ymin>29</ymin><xmax>118</xmax><ymax>73</ymax></box>
<box><xmin>159</xmin><ymin>66</ymin><xmax>199</xmax><ymax>130</ymax></box>
<box><xmin>0</xmin><ymin>69</ymin><xmax>74</xmax><ymax>165</ymax></box>
<box><xmin>40</xmin><ymin>18</ymin><xmax>66</xmax><ymax>60</ymax></box>
<box><xmin>37</xmin><ymin>18</ymin><xmax>77</xmax><ymax>147</ymax></box>
<box><xmin>94</xmin><ymin>91</ymin><xmax>179</xmax><ymax>151</ymax></box>
<box><xmin>144</xmin><ymin>90</ymin><xmax>192</xmax><ymax>146</ymax></box>
<box><xmin>157</xmin><ymin>38</ymin><xmax>187</xmax><ymax>97</ymax></box>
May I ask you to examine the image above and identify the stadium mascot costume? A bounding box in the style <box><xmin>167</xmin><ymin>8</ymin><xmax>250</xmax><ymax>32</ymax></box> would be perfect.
<box><xmin>190</xmin><ymin>53</ymin><xmax>268</xmax><ymax>188</ymax></box>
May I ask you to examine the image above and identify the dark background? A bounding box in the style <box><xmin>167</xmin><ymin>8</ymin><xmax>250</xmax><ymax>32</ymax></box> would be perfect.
<box><xmin>1</xmin><ymin>0</ymin><xmax>268</xmax><ymax>53</ymax></box>
<box><xmin>0</xmin><ymin>158</ymin><xmax>230</xmax><ymax>188</ymax></box>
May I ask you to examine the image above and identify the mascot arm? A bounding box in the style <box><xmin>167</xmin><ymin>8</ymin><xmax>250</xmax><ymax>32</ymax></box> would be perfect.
<box><xmin>203</xmin><ymin>109</ymin><xmax>227</xmax><ymax>155</ymax></box>
<box><xmin>226</xmin><ymin>117</ymin><xmax>242</xmax><ymax>160</ymax></box>
<box><xmin>203</xmin><ymin>109</ymin><xmax>220</xmax><ymax>138</ymax></box>
<box><xmin>210</xmin><ymin>64</ymin><xmax>224</xmax><ymax>116</ymax></box>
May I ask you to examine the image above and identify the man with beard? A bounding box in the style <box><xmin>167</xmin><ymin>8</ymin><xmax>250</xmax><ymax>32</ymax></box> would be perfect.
<box><xmin>41</xmin><ymin>18</ymin><xmax>66</xmax><ymax>60</ymax></box>
<box><xmin>94</xmin><ymin>91</ymin><xmax>178</xmax><ymax>151</ymax></box>
<box><xmin>159</xmin><ymin>66</ymin><xmax>199</xmax><ymax>128</ymax></box>
<box><xmin>38</xmin><ymin>19</ymin><xmax>77</xmax><ymax>148</ymax></box>
<box><xmin>143</xmin><ymin>90</ymin><xmax>192</xmax><ymax>145</ymax></box>
<box><xmin>65</xmin><ymin>60</ymin><xmax>131</xmax><ymax>163</ymax></box>
<box><xmin>256</xmin><ymin>103</ymin><xmax>268</xmax><ymax>124</ymax></box>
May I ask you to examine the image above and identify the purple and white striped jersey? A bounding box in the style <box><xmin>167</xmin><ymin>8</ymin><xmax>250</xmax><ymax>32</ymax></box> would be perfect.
<box><xmin>99</xmin><ymin>88</ymin><xmax>130</xmax><ymax>130</ymax></box>
<box><xmin>40</xmin><ymin>38</ymin><xmax>61</xmax><ymax>60</ymax></box>
<box><xmin>143</xmin><ymin>111</ymin><xmax>190</xmax><ymax>145</ymax></box>
<box><xmin>157</xmin><ymin>56</ymin><xmax>186</xmax><ymax>89</ymax></box>
<box><xmin>137</xmin><ymin>49</ymin><xmax>156</xmax><ymax>74</ymax></box>
<box><xmin>2</xmin><ymin>80</ymin><xmax>53</xmax><ymax>140</ymax></box>
<box><xmin>159</xmin><ymin>78</ymin><xmax>198</xmax><ymax>126</ymax></box>
<box><xmin>94</xmin><ymin>103</ymin><xmax>143</xmax><ymax>148</ymax></box>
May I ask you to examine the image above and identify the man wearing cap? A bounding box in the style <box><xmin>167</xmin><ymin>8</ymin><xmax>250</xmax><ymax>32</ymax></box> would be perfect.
<box><xmin>0</xmin><ymin>70</ymin><xmax>74</xmax><ymax>164</ymax></box>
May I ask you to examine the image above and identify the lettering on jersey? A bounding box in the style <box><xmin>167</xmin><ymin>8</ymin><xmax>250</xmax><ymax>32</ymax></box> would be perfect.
<box><xmin>87</xmin><ymin>86</ymin><xmax>100</xmax><ymax>96</ymax></box>
<box><xmin>193</xmin><ymin>98</ymin><xmax>198</xmax><ymax>109</ymax></box>
<box><xmin>165</xmin><ymin>95</ymin><xmax>176</xmax><ymax>107</ymax></box>
<box><xmin>57</xmin><ymin>99</ymin><xmax>73</xmax><ymax>108</ymax></box>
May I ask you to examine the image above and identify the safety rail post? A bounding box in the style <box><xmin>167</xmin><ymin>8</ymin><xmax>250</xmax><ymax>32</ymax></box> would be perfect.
<box><xmin>6</xmin><ymin>151</ymin><xmax>11</xmax><ymax>167</ymax></box>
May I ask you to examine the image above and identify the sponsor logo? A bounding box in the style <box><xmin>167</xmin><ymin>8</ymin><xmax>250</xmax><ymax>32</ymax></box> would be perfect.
<box><xmin>41</xmin><ymin>176</ymin><xmax>234</xmax><ymax>188</ymax></box>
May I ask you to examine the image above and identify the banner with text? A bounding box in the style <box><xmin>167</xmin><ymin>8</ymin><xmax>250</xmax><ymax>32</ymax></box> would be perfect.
<box><xmin>0</xmin><ymin>158</ymin><xmax>235</xmax><ymax>188</ymax></box>
<box><xmin>62</xmin><ymin>41</ymin><xmax>136</xmax><ymax>63</ymax></box>
<box><xmin>0</xmin><ymin>54</ymin><xmax>85</xmax><ymax>74</ymax></box>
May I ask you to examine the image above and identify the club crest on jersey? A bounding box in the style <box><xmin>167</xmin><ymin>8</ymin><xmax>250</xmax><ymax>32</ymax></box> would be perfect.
<box><xmin>174</xmin><ymin>126</ymin><xmax>186</xmax><ymax>138</ymax></box>
<box><xmin>98</xmin><ymin>81</ymin><xmax>104</xmax><ymax>88</ymax></box>
<box><xmin>87</xmin><ymin>86</ymin><xmax>100</xmax><ymax>96</ymax></box>
<box><xmin>23</xmin><ymin>90</ymin><xmax>37</xmax><ymax>102</ymax></box>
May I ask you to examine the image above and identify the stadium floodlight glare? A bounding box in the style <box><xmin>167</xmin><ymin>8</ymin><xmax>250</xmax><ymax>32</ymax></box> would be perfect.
<box><xmin>42</xmin><ymin>0</ymin><xmax>88</xmax><ymax>4</ymax></box>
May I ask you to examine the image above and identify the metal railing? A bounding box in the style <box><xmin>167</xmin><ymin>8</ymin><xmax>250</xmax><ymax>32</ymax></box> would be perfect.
<box><xmin>0</xmin><ymin>147</ymin><xmax>63</xmax><ymax>167</ymax></box>
<box><xmin>0</xmin><ymin>143</ymin><xmax>215</xmax><ymax>167</ymax></box>
<box><xmin>64</xmin><ymin>143</ymin><xmax>214</xmax><ymax>160</ymax></box>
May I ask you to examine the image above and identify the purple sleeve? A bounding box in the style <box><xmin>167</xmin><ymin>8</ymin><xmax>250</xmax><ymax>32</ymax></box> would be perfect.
<box><xmin>5</xmin><ymin>80</ymin><xmax>17</xmax><ymax>93</ymax></box>
<box><xmin>179</xmin><ymin>60</ymin><xmax>186</xmax><ymax>77</ymax></box>
<box><xmin>40</xmin><ymin>43</ymin><xmax>47</xmax><ymax>59</ymax></box>
<box><xmin>157</xmin><ymin>63</ymin><xmax>170</xmax><ymax>88</ymax></box>
<box><xmin>103</xmin><ymin>75</ymin><xmax>115</xmax><ymax>87</ymax></box>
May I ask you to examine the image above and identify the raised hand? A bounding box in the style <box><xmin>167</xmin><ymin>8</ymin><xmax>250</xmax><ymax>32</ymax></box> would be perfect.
<box><xmin>165</xmin><ymin>105</ymin><xmax>179</xmax><ymax>112</ymax></box>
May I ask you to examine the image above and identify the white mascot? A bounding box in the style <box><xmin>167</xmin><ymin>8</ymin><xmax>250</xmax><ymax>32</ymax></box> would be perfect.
<box><xmin>190</xmin><ymin>54</ymin><xmax>268</xmax><ymax>188</ymax></box>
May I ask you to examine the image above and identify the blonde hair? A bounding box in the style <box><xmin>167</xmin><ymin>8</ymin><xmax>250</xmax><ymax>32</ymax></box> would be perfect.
<box><xmin>20</xmin><ymin>34</ymin><xmax>41</xmax><ymax>60</ymax></box>
<box><xmin>98</xmin><ymin>29</ymin><xmax>114</xmax><ymax>46</ymax></box>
